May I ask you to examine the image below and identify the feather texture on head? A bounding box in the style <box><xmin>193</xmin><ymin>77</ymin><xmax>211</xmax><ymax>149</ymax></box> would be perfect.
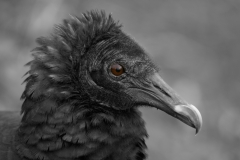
<box><xmin>12</xmin><ymin>10</ymin><xmax>202</xmax><ymax>160</ymax></box>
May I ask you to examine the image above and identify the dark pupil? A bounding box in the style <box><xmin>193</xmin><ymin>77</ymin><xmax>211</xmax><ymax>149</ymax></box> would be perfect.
<box><xmin>115</xmin><ymin>67</ymin><xmax>121</xmax><ymax>72</ymax></box>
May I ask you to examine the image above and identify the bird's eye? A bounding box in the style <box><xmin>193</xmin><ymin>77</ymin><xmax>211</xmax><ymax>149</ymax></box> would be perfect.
<box><xmin>110</xmin><ymin>63</ymin><xmax>125</xmax><ymax>76</ymax></box>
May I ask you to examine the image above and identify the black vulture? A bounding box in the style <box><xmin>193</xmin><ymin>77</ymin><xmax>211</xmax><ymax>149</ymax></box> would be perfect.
<box><xmin>0</xmin><ymin>11</ymin><xmax>202</xmax><ymax>160</ymax></box>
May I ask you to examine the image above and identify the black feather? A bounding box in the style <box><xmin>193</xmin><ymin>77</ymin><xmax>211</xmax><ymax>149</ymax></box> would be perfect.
<box><xmin>0</xmin><ymin>10</ymin><xmax>162</xmax><ymax>160</ymax></box>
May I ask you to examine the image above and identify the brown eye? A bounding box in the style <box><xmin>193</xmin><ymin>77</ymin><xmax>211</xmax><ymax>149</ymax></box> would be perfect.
<box><xmin>110</xmin><ymin>63</ymin><xmax>124</xmax><ymax>76</ymax></box>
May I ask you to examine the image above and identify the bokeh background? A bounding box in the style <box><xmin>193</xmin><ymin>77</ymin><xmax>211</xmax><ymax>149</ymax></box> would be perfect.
<box><xmin>0</xmin><ymin>0</ymin><xmax>240</xmax><ymax>159</ymax></box>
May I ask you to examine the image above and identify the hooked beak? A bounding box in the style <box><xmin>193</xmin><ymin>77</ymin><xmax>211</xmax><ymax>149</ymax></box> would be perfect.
<box><xmin>127</xmin><ymin>73</ymin><xmax>202</xmax><ymax>134</ymax></box>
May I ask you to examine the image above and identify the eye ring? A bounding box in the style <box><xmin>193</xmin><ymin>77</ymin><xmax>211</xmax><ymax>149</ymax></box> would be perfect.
<box><xmin>110</xmin><ymin>63</ymin><xmax>125</xmax><ymax>76</ymax></box>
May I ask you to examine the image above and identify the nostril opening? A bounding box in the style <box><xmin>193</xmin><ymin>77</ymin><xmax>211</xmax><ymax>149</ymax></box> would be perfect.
<box><xmin>153</xmin><ymin>83</ymin><xmax>171</xmax><ymax>98</ymax></box>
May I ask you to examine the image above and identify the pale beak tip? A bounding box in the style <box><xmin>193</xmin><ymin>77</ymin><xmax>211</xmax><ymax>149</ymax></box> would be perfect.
<box><xmin>190</xmin><ymin>104</ymin><xmax>202</xmax><ymax>135</ymax></box>
<box><xmin>195</xmin><ymin>126</ymin><xmax>200</xmax><ymax>135</ymax></box>
<box><xmin>174</xmin><ymin>104</ymin><xmax>202</xmax><ymax>135</ymax></box>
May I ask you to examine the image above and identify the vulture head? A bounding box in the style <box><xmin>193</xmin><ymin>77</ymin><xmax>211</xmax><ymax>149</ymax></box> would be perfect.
<box><xmin>18</xmin><ymin>11</ymin><xmax>202</xmax><ymax>160</ymax></box>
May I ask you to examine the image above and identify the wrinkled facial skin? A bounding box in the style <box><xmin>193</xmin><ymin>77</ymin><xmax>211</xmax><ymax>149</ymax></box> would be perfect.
<box><xmin>89</xmin><ymin>33</ymin><xmax>155</xmax><ymax>94</ymax></box>
<box><xmin>88</xmin><ymin>33</ymin><xmax>202</xmax><ymax>134</ymax></box>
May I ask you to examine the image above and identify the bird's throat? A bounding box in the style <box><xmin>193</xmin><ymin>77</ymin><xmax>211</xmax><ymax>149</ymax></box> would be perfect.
<box><xmin>16</xmin><ymin>99</ymin><xmax>148</xmax><ymax>160</ymax></box>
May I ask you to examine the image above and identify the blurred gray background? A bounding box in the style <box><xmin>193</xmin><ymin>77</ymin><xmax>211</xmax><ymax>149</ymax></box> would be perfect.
<box><xmin>0</xmin><ymin>0</ymin><xmax>239</xmax><ymax>160</ymax></box>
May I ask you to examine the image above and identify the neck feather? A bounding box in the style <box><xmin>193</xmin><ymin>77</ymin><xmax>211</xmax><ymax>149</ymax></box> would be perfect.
<box><xmin>16</xmin><ymin>97</ymin><xmax>147</xmax><ymax>160</ymax></box>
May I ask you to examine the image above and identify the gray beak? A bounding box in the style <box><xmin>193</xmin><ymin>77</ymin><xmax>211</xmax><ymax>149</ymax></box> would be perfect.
<box><xmin>127</xmin><ymin>73</ymin><xmax>202</xmax><ymax>134</ymax></box>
